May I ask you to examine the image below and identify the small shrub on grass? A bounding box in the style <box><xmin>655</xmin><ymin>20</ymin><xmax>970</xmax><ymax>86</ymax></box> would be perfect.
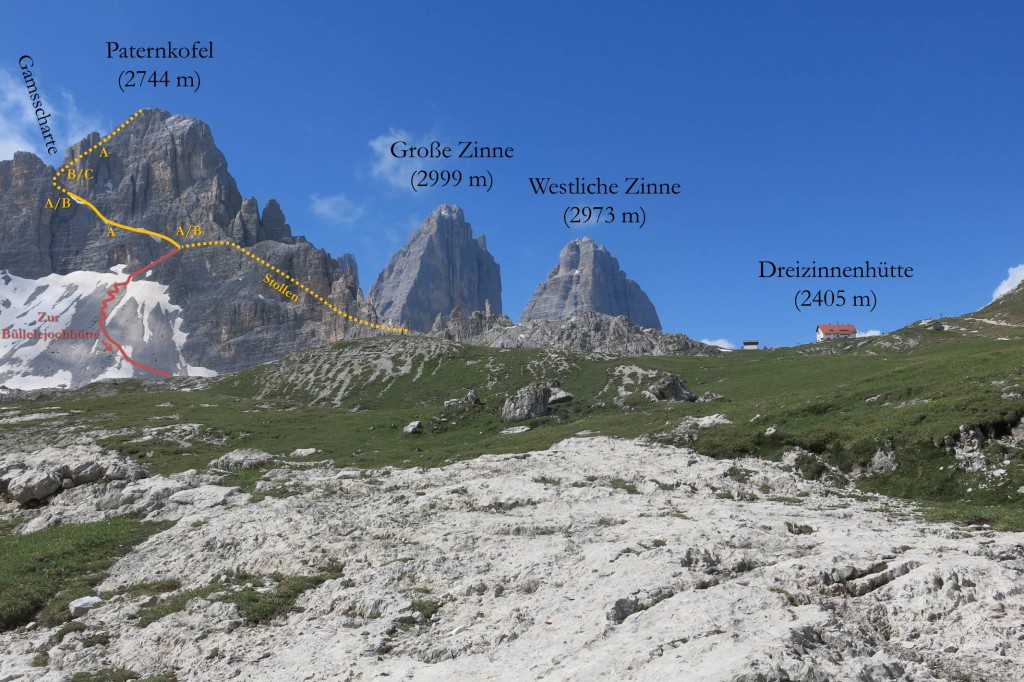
<box><xmin>724</xmin><ymin>466</ymin><xmax>754</xmax><ymax>484</ymax></box>
<box><xmin>118</xmin><ymin>579</ymin><xmax>181</xmax><ymax>599</ymax></box>
<box><xmin>69</xmin><ymin>670</ymin><xmax>139</xmax><ymax>682</ymax></box>
<box><xmin>411</xmin><ymin>598</ymin><xmax>441</xmax><ymax>620</ymax></box>
<box><xmin>55</xmin><ymin>620</ymin><xmax>88</xmax><ymax>641</ymax></box>
<box><xmin>794</xmin><ymin>454</ymin><xmax>828</xmax><ymax>481</ymax></box>
<box><xmin>83</xmin><ymin>632</ymin><xmax>111</xmax><ymax>647</ymax></box>
<box><xmin>136</xmin><ymin>584</ymin><xmax>220</xmax><ymax>628</ymax></box>
<box><xmin>223</xmin><ymin>572</ymin><xmax>342</xmax><ymax>625</ymax></box>
<box><xmin>609</xmin><ymin>478</ymin><xmax>639</xmax><ymax>495</ymax></box>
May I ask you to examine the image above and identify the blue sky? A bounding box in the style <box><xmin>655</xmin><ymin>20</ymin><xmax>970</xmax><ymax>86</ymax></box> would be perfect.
<box><xmin>1</xmin><ymin>1</ymin><xmax>1022</xmax><ymax>348</ymax></box>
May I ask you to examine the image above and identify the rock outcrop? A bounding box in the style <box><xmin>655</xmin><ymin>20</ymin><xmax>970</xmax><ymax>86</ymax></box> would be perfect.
<box><xmin>0</xmin><ymin>443</ymin><xmax>149</xmax><ymax>508</ymax></box>
<box><xmin>370</xmin><ymin>205</ymin><xmax>502</xmax><ymax>332</ymax></box>
<box><xmin>501</xmin><ymin>383</ymin><xmax>552</xmax><ymax>422</ymax></box>
<box><xmin>431</xmin><ymin>306</ymin><xmax>514</xmax><ymax>343</ymax></box>
<box><xmin>434</xmin><ymin>310</ymin><xmax>717</xmax><ymax>358</ymax></box>
<box><xmin>208</xmin><ymin>449</ymin><xmax>277</xmax><ymax>472</ymax></box>
<box><xmin>642</xmin><ymin>373</ymin><xmax>697</xmax><ymax>402</ymax></box>
<box><xmin>521</xmin><ymin>236</ymin><xmax>661</xmax><ymax>329</ymax></box>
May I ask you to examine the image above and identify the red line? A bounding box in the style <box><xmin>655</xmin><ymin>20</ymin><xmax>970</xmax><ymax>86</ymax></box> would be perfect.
<box><xmin>98</xmin><ymin>248</ymin><xmax>180</xmax><ymax>379</ymax></box>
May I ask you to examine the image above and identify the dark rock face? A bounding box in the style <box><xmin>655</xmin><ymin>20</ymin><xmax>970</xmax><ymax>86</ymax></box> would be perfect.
<box><xmin>521</xmin><ymin>237</ymin><xmax>661</xmax><ymax>330</ymax></box>
<box><xmin>0</xmin><ymin>152</ymin><xmax>63</xmax><ymax>279</ymax></box>
<box><xmin>0</xmin><ymin>109</ymin><xmax>380</xmax><ymax>378</ymax></box>
<box><xmin>370</xmin><ymin>205</ymin><xmax>502</xmax><ymax>332</ymax></box>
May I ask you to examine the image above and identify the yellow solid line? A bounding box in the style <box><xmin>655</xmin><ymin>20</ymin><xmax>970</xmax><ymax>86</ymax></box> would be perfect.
<box><xmin>66</xmin><ymin>191</ymin><xmax>182</xmax><ymax>249</ymax></box>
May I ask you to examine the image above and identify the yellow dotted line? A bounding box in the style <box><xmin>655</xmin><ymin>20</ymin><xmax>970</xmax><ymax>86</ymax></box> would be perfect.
<box><xmin>47</xmin><ymin>110</ymin><xmax>405</xmax><ymax>334</ymax></box>
<box><xmin>184</xmin><ymin>240</ymin><xmax>408</xmax><ymax>334</ymax></box>
<box><xmin>52</xmin><ymin>109</ymin><xmax>144</xmax><ymax>186</ymax></box>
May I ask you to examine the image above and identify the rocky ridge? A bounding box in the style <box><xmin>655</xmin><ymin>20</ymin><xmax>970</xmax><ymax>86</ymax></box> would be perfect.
<box><xmin>432</xmin><ymin>309</ymin><xmax>717</xmax><ymax>357</ymax></box>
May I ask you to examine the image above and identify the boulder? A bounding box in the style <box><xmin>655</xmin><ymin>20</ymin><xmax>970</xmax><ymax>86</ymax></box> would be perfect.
<box><xmin>69</xmin><ymin>595</ymin><xmax>103</xmax><ymax>617</ymax></box>
<box><xmin>209</xmin><ymin>449</ymin><xmax>276</xmax><ymax>472</ymax></box>
<box><xmin>1012</xmin><ymin>417</ymin><xmax>1024</xmax><ymax>445</ymax></box>
<box><xmin>113</xmin><ymin>477</ymin><xmax>192</xmax><ymax>514</ymax></box>
<box><xmin>465</xmin><ymin>389</ymin><xmax>482</xmax><ymax>405</ymax></box>
<box><xmin>501</xmin><ymin>384</ymin><xmax>552</xmax><ymax>422</ymax></box>
<box><xmin>643</xmin><ymin>374</ymin><xmax>697</xmax><ymax>402</ymax></box>
<box><xmin>0</xmin><ymin>461</ymin><xmax>27</xmax><ymax>493</ymax></box>
<box><xmin>168</xmin><ymin>485</ymin><xmax>240</xmax><ymax>509</ymax></box>
<box><xmin>60</xmin><ymin>460</ymin><xmax>104</xmax><ymax>485</ymax></box>
<box><xmin>103</xmin><ymin>461</ymin><xmax>149</xmax><ymax>481</ymax></box>
<box><xmin>403</xmin><ymin>421</ymin><xmax>424</xmax><ymax>435</ymax></box>
<box><xmin>7</xmin><ymin>469</ymin><xmax>62</xmax><ymax>504</ymax></box>
<box><xmin>548</xmin><ymin>387</ymin><xmax>574</xmax><ymax>405</ymax></box>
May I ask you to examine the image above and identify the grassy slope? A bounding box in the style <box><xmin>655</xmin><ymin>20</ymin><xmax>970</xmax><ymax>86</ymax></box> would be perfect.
<box><xmin>977</xmin><ymin>280</ymin><xmax>1024</xmax><ymax>324</ymax></box>
<box><xmin>2</xmin><ymin>329</ymin><xmax>1023</xmax><ymax>528</ymax></box>
<box><xmin>0</xmin><ymin>518</ymin><xmax>173</xmax><ymax>630</ymax></box>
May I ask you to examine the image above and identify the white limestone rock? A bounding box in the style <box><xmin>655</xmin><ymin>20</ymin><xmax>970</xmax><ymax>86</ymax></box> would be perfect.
<box><xmin>68</xmin><ymin>596</ymin><xmax>103</xmax><ymax>617</ymax></box>
<box><xmin>6</xmin><ymin>468</ymin><xmax>61</xmax><ymax>503</ymax></box>
<box><xmin>4</xmin><ymin>437</ymin><xmax>1024</xmax><ymax>681</ymax></box>
<box><xmin>167</xmin><ymin>485</ymin><xmax>245</xmax><ymax>510</ymax></box>
<box><xmin>208</xmin><ymin>449</ymin><xmax>276</xmax><ymax>472</ymax></box>
<box><xmin>547</xmin><ymin>387</ymin><xmax>574</xmax><ymax>404</ymax></box>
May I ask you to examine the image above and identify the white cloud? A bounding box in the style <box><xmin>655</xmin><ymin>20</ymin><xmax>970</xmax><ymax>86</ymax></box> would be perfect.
<box><xmin>0</xmin><ymin>68</ymin><xmax>43</xmax><ymax>159</ymax></box>
<box><xmin>310</xmin><ymin>193</ymin><xmax>363</xmax><ymax>225</ymax></box>
<box><xmin>700</xmin><ymin>338</ymin><xmax>737</xmax><ymax>350</ymax></box>
<box><xmin>561</xmin><ymin>206</ymin><xmax>626</xmax><ymax>229</ymax></box>
<box><xmin>0</xmin><ymin>67</ymin><xmax>104</xmax><ymax>161</ymax></box>
<box><xmin>57</xmin><ymin>88</ymin><xmax>102</xmax><ymax>148</ymax></box>
<box><xmin>992</xmin><ymin>264</ymin><xmax>1024</xmax><ymax>301</ymax></box>
<box><xmin>856</xmin><ymin>329</ymin><xmax>882</xmax><ymax>338</ymax></box>
<box><xmin>368</xmin><ymin>129</ymin><xmax>445</xmax><ymax>190</ymax></box>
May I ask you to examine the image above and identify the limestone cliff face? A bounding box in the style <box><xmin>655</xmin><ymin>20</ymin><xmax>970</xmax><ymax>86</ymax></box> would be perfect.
<box><xmin>520</xmin><ymin>236</ymin><xmax>662</xmax><ymax>330</ymax></box>
<box><xmin>370</xmin><ymin>205</ymin><xmax>502</xmax><ymax>332</ymax></box>
<box><xmin>0</xmin><ymin>109</ymin><xmax>379</xmax><ymax>378</ymax></box>
<box><xmin>0</xmin><ymin>153</ymin><xmax>59</xmax><ymax>279</ymax></box>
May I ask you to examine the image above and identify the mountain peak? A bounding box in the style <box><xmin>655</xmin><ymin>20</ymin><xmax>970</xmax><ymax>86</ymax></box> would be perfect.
<box><xmin>521</xmin><ymin>237</ymin><xmax>662</xmax><ymax>330</ymax></box>
<box><xmin>431</xmin><ymin>204</ymin><xmax>464</xmax><ymax>220</ymax></box>
<box><xmin>370</xmin><ymin>205</ymin><xmax>502</xmax><ymax>332</ymax></box>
